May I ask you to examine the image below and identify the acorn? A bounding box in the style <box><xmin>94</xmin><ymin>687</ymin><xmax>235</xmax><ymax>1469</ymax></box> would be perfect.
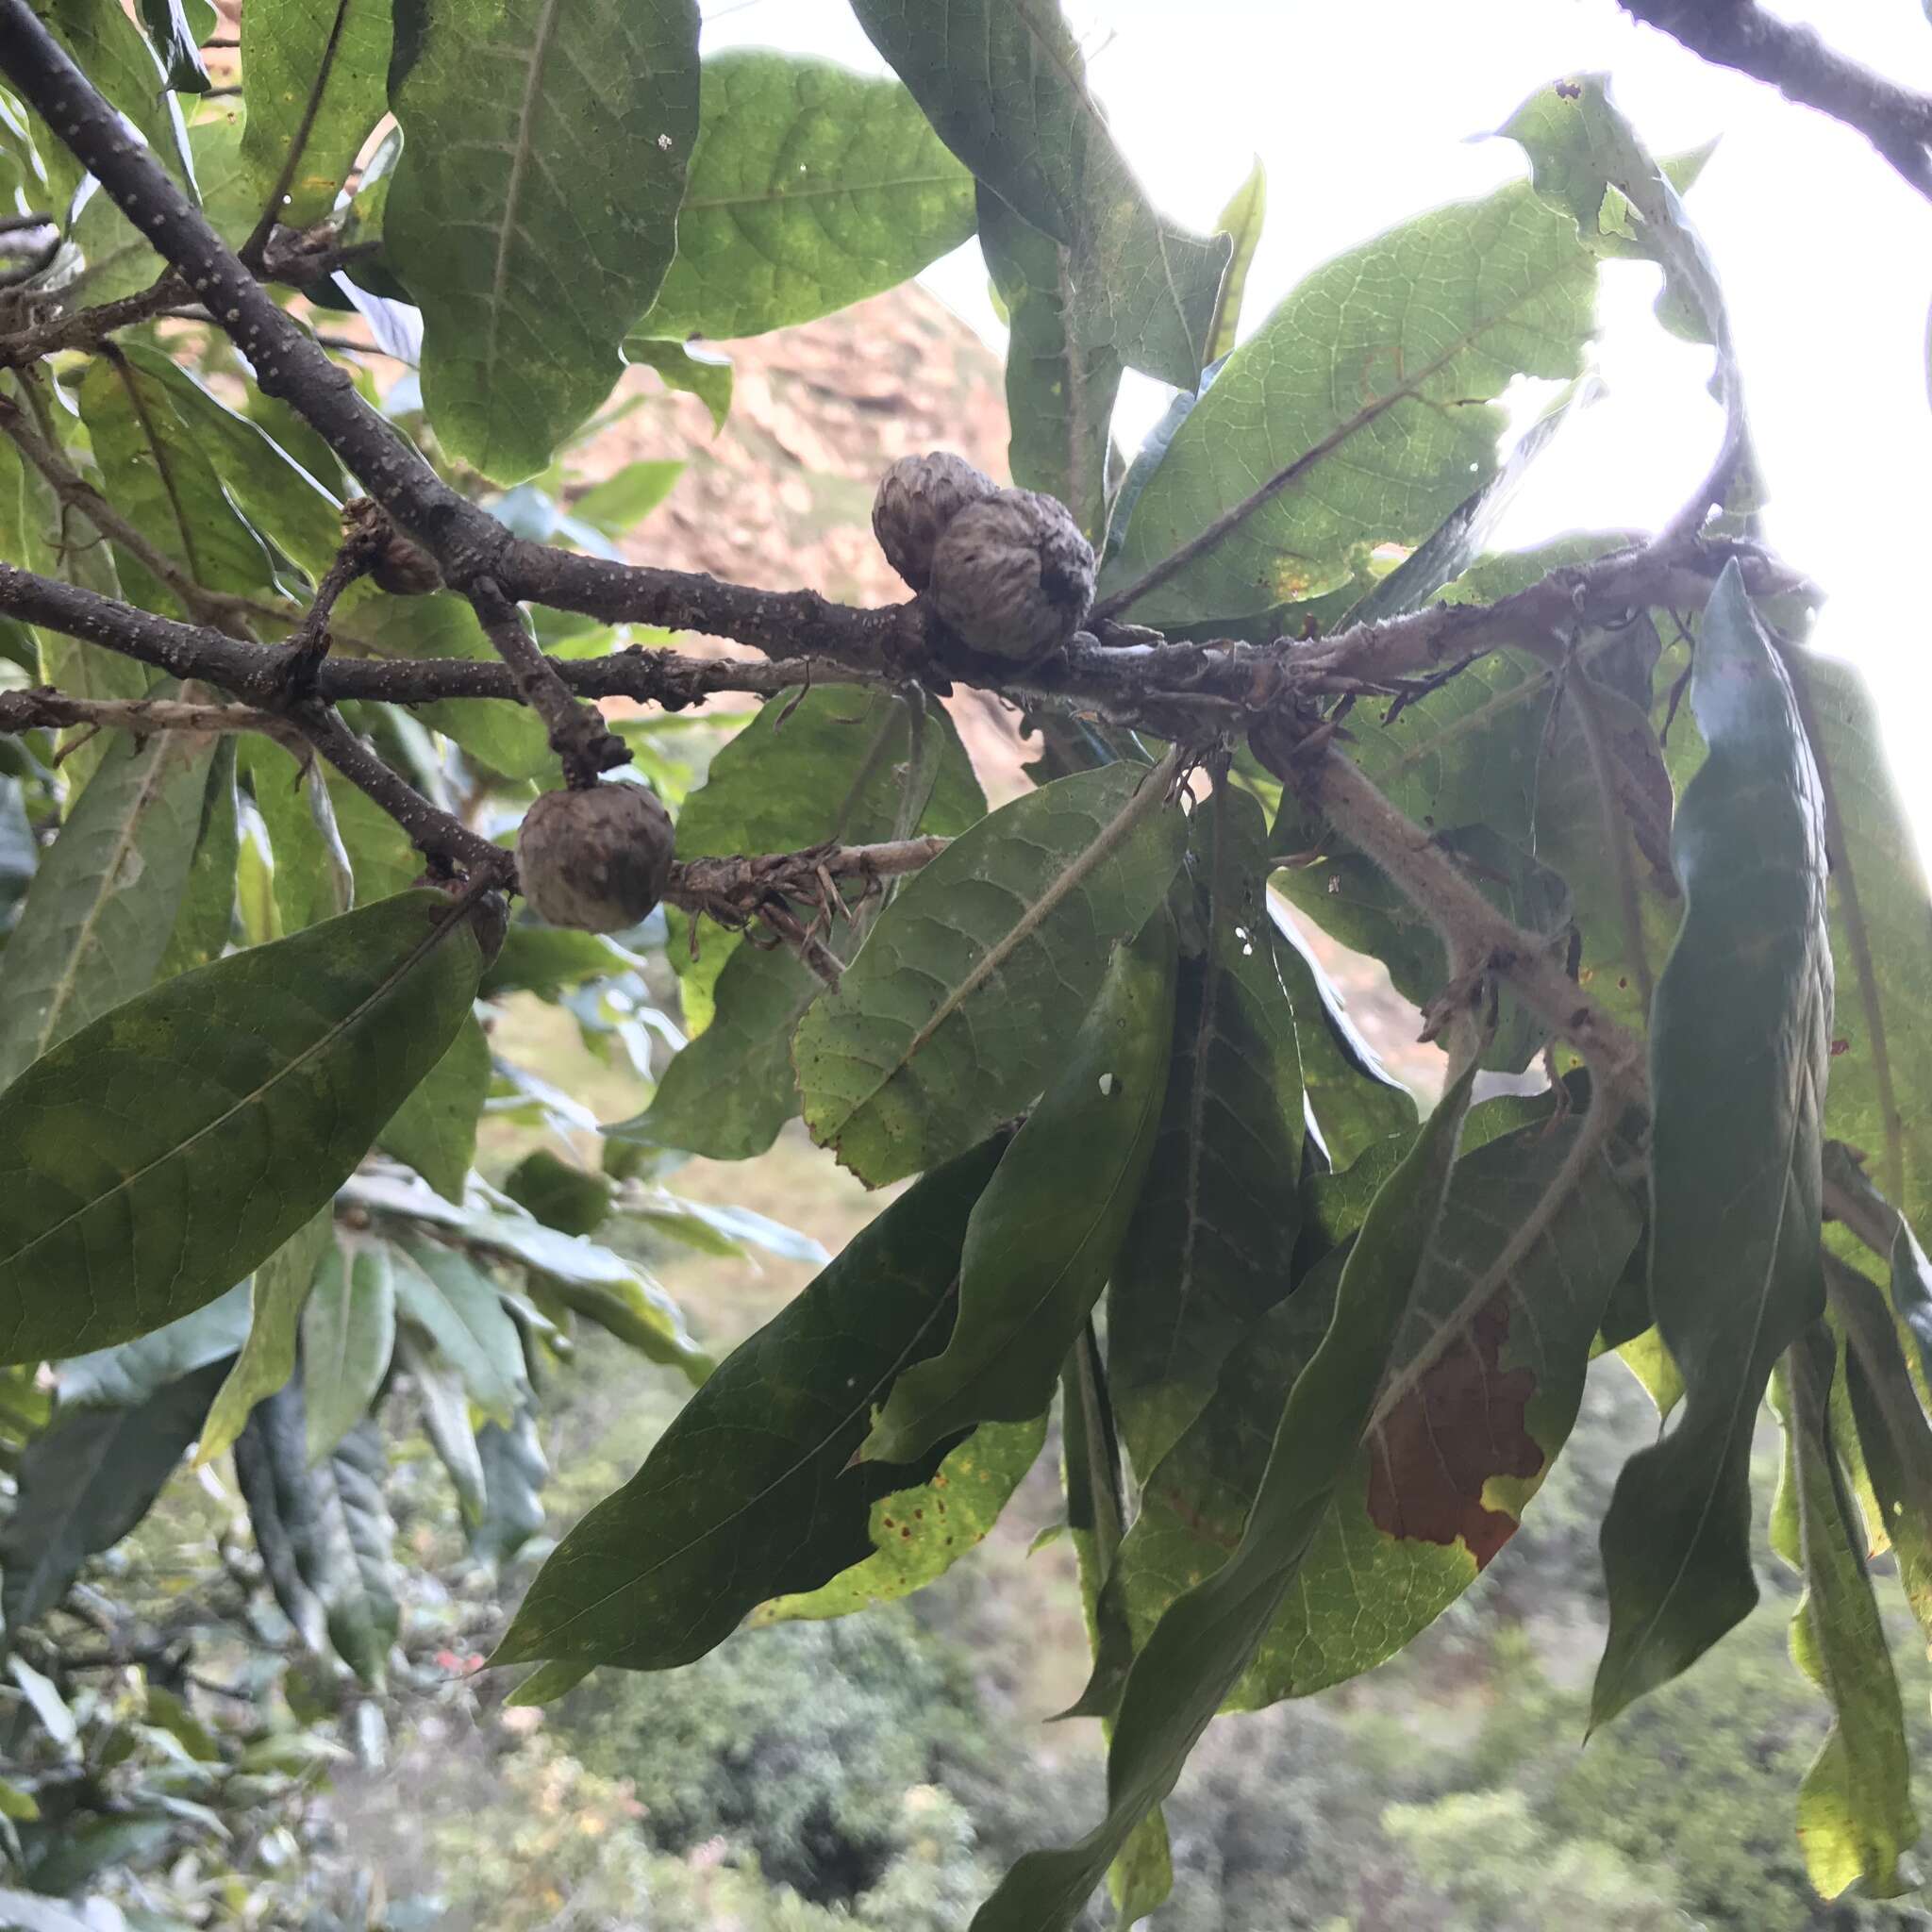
<box><xmin>516</xmin><ymin>782</ymin><xmax>675</xmax><ymax>933</ymax></box>
<box><xmin>925</xmin><ymin>488</ymin><xmax>1096</xmax><ymax>662</ymax></box>
<box><xmin>872</xmin><ymin>451</ymin><xmax>998</xmax><ymax>592</ymax></box>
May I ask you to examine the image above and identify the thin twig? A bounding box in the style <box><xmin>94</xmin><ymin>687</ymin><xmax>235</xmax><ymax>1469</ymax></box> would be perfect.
<box><xmin>281</xmin><ymin>499</ymin><xmax>390</xmax><ymax>695</ymax></box>
<box><xmin>0</xmin><ymin>687</ymin><xmax>309</xmax><ymax>758</ymax></box>
<box><xmin>467</xmin><ymin>576</ymin><xmax>629</xmax><ymax>785</ymax></box>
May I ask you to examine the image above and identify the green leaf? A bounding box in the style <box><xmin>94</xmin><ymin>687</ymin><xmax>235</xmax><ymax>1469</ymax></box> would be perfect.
<box><xmin>313</xmin><ymin>1416</ymin><xmax>400</xmax><ymax>1685</ymax></box>
<box><xmin>139</xmin><ymin>0</ymin><xmax>209</xmax><ymax>92</ymax></box>
<box><xmin>231</xmin><ymin>1378</ymin><xmax>327</xmax><ymax>1650</ymax></box>
<box><xmin>1776</xmin><ymin>1335</ymin><xmax>1918</xmax><ymax>1900</ymax></box>
<box><xmin>54</xmin><ymin>1281</ymin><xmax>251</xmax><ymax>1409</ymax></box>
<box><xmin>1108</xmin><ymin>788</ymin><xmax>1305</xmax><ymax>1473</ymax></box>
<box><xmin>492</xmin><ymin>1137</ymin><xmax>1004</xmax><ymax>1673</ymax></box>
<box><xmin>863</xmin><ymin>915</ymin><xmax>1176</xmax><ymax>1464</ymax></box>
<box><xmin>971</xmin><ymin>1063</ymin><xmax>1478</xmax><ymax>1931</ymax></box>
<box><xmin>0</xmin><ymin>888</ymin><xmax>491</xmax><ymax>1364</ymax></box>
<box><xmin>473</xmin><ymin>1398</ymin><xmax>547</xmax><ymax>1568</ymax></box>
<box><xmin>324</xmin><ymin>765</ymin><xmax>420</xmax><ymax>900</ymax></box>
<box><xmin>239</xmin><ymin>0</ymin><xmax>392</xmax><ymax>230</ymax></box>
<box><xmin>751</xmin><ymin>1414</ymin><xmax>1046</xmax><ymax>1624</ymax></box>
<box><xmin>393</xmin><ymin>1237</ymin><xmax>525</xmax><ymax>1425</ymax></box>
<box><xmin>156</xmin><ymin>738</ymin><xmax>239</xmax><ymax>979</ymax></box>
<box><xmin>480</xmin><ymin>924</ymin><xmax>627</xmax><ymax>999</ymax></box>
<box><xmin>503</xmin><ymin>1149</ymin><xmax>611</xmax><ymax>1236</ymax></box>
<box><xmin>1205</xmin><ymin>158</ymin><xmax>1266</xmax><ymax>365</ymax></box>
<box><xmin>977</xmin><ymin>186</ymin><xmax>1121</xmax><ymax>542</ymax></box>
<box><xmin>0</xmin><ymin>723</ymin><xmax>213</xmax><ymax>1091</ymax></box>
<box><xmin>0</xmin><ymin>1357</ymin><xmax>225</xmax><ymax>1628</ymax></box>
<box><xmin>1098</xmin><ymin>176</ymin><xmax>1598</xmax><ymax>627</ymax></box>
<box><xmin>378</xmin><ymin>1010</ymin><xmax>489</xmax><ymax>1200</ymax></box>
<box><xmin>386</xmin><ymin>0</ymin><xmax>700</xmax><ymax>482</ymax></box>
<box><xmin>401</xmin><ymin>1326</ymin><xmax>486</xmax><ymax>1522</ymax></box>
<box><xmin>76</xmin><ymin>352</ymin><xmax>279</xmax><ymax>611</ymax></box>
<box><xmin>632</xmin><ymin>49</ymin><xmax>974</xmax><ymax>342</ymax></box>
<box><xmin>124</xmin><ymin>345</ymin><xmax>343</xmax><ymax>581</ymax></box>
<box><xmin>197</xmin><ymin>1211</ymin><xmax>333</xmax><ymax>1465</ymax></box>
<box><xmin>795</xmin><ymin>762</ymin><xmax>1187</xmax><ymax>1185</ymax></box>
<box><xmin>623</xmin><ymin>338</ymin><xmax>732</xmax><ymax>431</ymax></box>
<box><xmin>1592</xmin><ymin>563</ymin><xmax>1833</xmax><ymax>1727</ymax></box>
<box><xmin>1117</xmin><ymin>1099</ymin><xmax>1640</xmax><ymax>1707</ymax></box>
<box><xmin>301</xmin><ymin>1240</ymin><xmax>397</xmax><ymax>1465</ymax></box>
<box><xmin>570</xmin><ymin>459</ymin><xmax>684</xmax><ymax>536</ymax></box>
<box><xmin>239</xmin><ymin>737</ymin><xmax>355</xmax><ymax>935</ymax></box>
<box><xmin>850</xmin><ymin>0</ymin><xmax>1228</xmax><ymax>387</ymax></box>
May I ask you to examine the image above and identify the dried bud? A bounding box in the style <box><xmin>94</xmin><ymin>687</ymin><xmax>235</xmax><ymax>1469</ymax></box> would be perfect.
<box><xmin>516</xmin><ymin>783</ymin><xmax>675</xmax><ymax>933</ymax></box>
<box><xmin>925</xmin><ymin>489</ymin><xmax>1096</xmax><ymax>661</ymax></box>
<box><xmin>872</xmin><ymin>452</ymin><xmax>998</xmax><ymax>592</ymax></box>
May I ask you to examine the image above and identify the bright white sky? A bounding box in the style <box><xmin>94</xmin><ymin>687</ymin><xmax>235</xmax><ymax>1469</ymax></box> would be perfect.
<box><xmin>702</xmin><ymin>1</ymin><xmax>1932</xmax><ymax>835</ymax></box>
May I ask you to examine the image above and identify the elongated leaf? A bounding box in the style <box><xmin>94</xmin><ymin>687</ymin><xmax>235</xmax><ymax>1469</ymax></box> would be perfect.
<box><xmin>752</xmin><ymin>1414</ymin><xmax>1046</xmax><ymax>1624</ymax></box>
<box><xmin>492</xmin><ymin>1138</ymin><xmax>1004</xmax><ymax>1673</ymax></box>
<box><xmin>401</xmin><ymin>1327</ymin><xmax>486</xmax><ymax>1523</ymax></box>
<box><xmin>504</xmin><ymin>1149</ymin><xmax>610</xmax><ymax>1235</ymax></box>
<box><xmin>387</xmin><ymin>0</ymin><xmax>700</xmax><ymax>481</ymax></box>
<box><xmin>1592</xmin><ymin>564</ymin><xmax>1833</xmax><ymax>1726</ymax></box>
<box><xmin>795</xmin><ymin>762</ymin><xmax>1187</xmax><ymax>1185</ymax></box>
<box><xmin>0</xmin><ymin>1357</ymin><xmax>225</xmax><ymax>1629</ymax></box>
<box><xmin>851</xmin><ymin>0</ymin><xmax>1228</xmax><ymax>386</ymax></box>
<box><xmin>197</xmin><ymin>1211</ymin><xmax>333</xmax><ymax>1465</ymax></box>
<box><xmin>54</xmin><ymin>1282</ymin><xmax>250</xmax><ymax>1409</ymax></box>
<box><xmin>1118</xmin><ymin>1100</ymin><xmax>1639</xmax><ymax>1707</ymax></box>
<box><xmin>302</xmin><ymin>1241</ymin><xmax>397</xmax><ymax>1465</ymax></box>
<box><xmin>155</xmin><ymin>740</ymin><xmax>239</xmax><ymax>979</ymax></box>
<box><xmin>623</xmin><ymin>338</ymin><xmax>732</xmax><ymax>431</ymax></box>
<box><xmin>313</xmin><ymin>1416</ymin><xmax>399</xmax><ymax>1684</ymax></box>
<box><xmin>378</xmin><ymin>1011</ymin><xmax>488</xmax><ymax>1201</ymax></box>
<box><xmin>239</xmin><ymin>0</ymin><xmax>391</xmax><ymax>230</ymax></box>
<box><xmin>864</xmin><ymin>916</ymin><xmax>1176</xmax><ymax>1464</ymax></box>
<box><xmin>393</xmin><ymin>1238</ymin><xmax>525</xmax><ymax>1424</ymax></box>
<box><xmin>0</xmin><ymin>724</ymin><xmax>213</xmax><ymax>1091</ymax></box>
<box><xmin>140</xmin><ymin>0</ymin><xmax>209</xmax><ymax>92</ymax></box>
<box><xmin>972</xmin><ymin>1064</ymin><xmax>1477</xmax><ymax>1932</ymax></box>
<box><xmin>978</xmin><ymin>186</ymin><xmax>1121</xmax><ymax>542</ymax></box>
<box><xmin>1778</xmin><ymin>1335</ymin><xmax>1917</xmax><ymax>1900</ymax></box>
<box><xmin>473</xmin><ymin>1398</ymin><xmax>547</xmax><ymax>1568</ymax></box>
<box><xmin>1109</xmin><ymin>789</ymin><xmax>1304</xmax><ymax>1474</ymax></box>
<box><xmin>0</xmin><ymin>888</ymin><xmax>491</xmax><ymax>1364</ymax></box>
<box><xmin>1205</xmin><ymin>158</ymin><xmax>1265</xmax><ymax>364</ymax></box>
<box><xmin>1099</xmin><ymin>177</ymin><xmax>1597</xmax><ymax>627</ymax></box>
<box><xmin>231</xmin><ymin>1381</ymin><xmax>326</xmax><ymax>1649</ymax></box>
<box><xmin>633</xmin><ymin>49</ymin><xmax>974</xmax><ymax>341</ymax></box>
<box><xmin>239</xmin><ymin>738</ymin><xmax>355</xmax><ymax>935</ymax></box>
<box><xmin>76</xmin><ymin>353</ymin><xmax>279</xmax><ymax>611</ymax></box>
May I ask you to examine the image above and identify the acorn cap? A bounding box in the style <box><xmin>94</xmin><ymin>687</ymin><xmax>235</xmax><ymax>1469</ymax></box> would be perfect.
<box><xmin>872</xmin><ymin>451</ymin><xmax>999</xmax><ymax>592</ymax></box>
<box><xmin>516</xmin><ymin>783</ymin><xmax>675</xmax><ymax>933</ymax></box>
<box><xmin>925</xmin><ymin>488</ymin><xmax>1096</xmax><ymax>662</ymax></box>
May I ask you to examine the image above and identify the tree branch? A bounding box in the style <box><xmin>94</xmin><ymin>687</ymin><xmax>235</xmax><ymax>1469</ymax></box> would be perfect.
<box><xmin>1621</xmin><ymin>0</ymin><xmax>1932</xmax><ymax>203</ymax></box>
<box><xmin>0</xmin><ymin>687</ymin><xmax>309</xmax><ymax>758</ymax></box>
<box><xmin>468</xmin><ymin>576</ymin><xmax>629</xmax><ymax>786</ymax></box>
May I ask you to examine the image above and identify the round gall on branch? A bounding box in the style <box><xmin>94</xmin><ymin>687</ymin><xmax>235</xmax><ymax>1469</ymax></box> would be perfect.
<box><xmin>516</xmin><ymin>782</ymin><xmax>675</xmax><ymax>933</ymax></box>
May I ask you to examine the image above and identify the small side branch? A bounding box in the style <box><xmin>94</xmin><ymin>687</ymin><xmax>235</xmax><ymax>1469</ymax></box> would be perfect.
<box><xmin>467</xmin><ymin>577</ymin><xmax>630</xmax><ymax>786</ymax></box>
<box><xmin>1622</xmin><ymin>0</ymin><xmax>1932</xmax><ymax>202</ymax></box>
<box><xmin>0</xmin><ymin>687</ymin><xmax>308</xmax><ymax>758</ymax></box>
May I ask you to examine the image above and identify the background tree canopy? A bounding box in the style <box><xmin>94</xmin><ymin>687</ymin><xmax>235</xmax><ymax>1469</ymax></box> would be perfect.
<box><xmin>0</xmin><ymin>1</ymin><xmax>1930</xmax><ymax>1927</ymax></box>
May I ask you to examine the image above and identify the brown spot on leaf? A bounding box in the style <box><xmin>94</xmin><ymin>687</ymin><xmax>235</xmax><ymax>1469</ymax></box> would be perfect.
<box><xmin>1365</xmin><ymin>1294</ymin><xmax>1542</xmax><ymax>1568</ymax></box>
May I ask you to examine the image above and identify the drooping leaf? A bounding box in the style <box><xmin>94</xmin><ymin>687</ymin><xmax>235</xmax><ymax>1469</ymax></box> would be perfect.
<box><xmin>795</xmin><ymin>762</ymin><xmax>1187</xmax><ymax>1185</ymax></box>
<box><xmin>392</xmin><ymin>1238</ymin><xmax>525</xmax><ymax>1426</ymax></box>
<box><xmin>155</xmin><ymin>739</ymin><xmax>239</xmax><ymax>979</ymax></box>
<box><xmin>1205</xmin><ymin>158</ymin><xmax>1265</xmax><ymax>365</ymax></box>
<box><xmin>400</xmin><ymin>1326</ymin><xmax>487</xmax><ymax>1523</ymax></box>
<box><xmin>1097</xmin><ymin>175</ymin><xmax>1598</xmax><ymax>627</ymax></box>
<box><xmin>473</xmin><ymin>1398</ymin><xmax>547</xmax><ymax>1568</ymax></box>
<box><xmin>503</xmin><ymin>1149</ymin><xmax>611</xmax><ymax>1237</ymax></box>
<box><xmin>1592</xmin><ymin>563</ymin><xmax>1833</xmax><ymax>1726</ymax></box>
<box><xmin>0</xmin><ymin>1357</ymin><xmax>226</xmax><ymax>1629</ymax></box>
<box><xmin>1117</xmin><ymin>1099</ymin><xmax>1640</xmax><ymax>1707</ymax></box>
<box><xmin>977</xmin><ymin>185</ymin><xmax>1121</xmax><ymax>541</ymax></box>
<box><xmin>492</xmin><ymin>1138</ymin><xmax>1005</xmax><ymax>1673</ymax></box>
<box><xmin>139</xmin><ymin>0</ymin><xmax>209</xmax><ymax>92</ymax></box>
<box><xmin>632</xmin><ymin>49</ymin><xmax>974</xmax><ymax>342</ymax></box>
<box><xmin>54</xmin><ymin>1282</ymin><xmax>251</xmax><ymax>1409</ymax></box>
<box><xmin>75</xmin><ymin>352</ymin><xmax>280</xmax><ymax>611</ymax></box>
<box><xmin>378</xmin><ymin>1010</ymin><xmax>489</xmax><ymax>1201</ymax></box>
<box><xmin>752</xmin><ymin>1414</ymin><xmax>1046</xmax><ymax>1624</ymax></box>
<box><xmin>0</xmin><ymin>722</ymin><xmax>213</xmax><ymax>1091</ymax></box>
<box><xmin>623</xmin><ymin>338</ymin><xmax>732</xmax><ymax>431</ymax></box>
<box><xmin>850</xmin><ymin>0</ymin><xmax>1229</xmax><ymax>387</ymax></box>
<box><xmin>197</xmin><ymin>1211</ymin><xmax>333</xmax><ymax>1466</ymax></box>
<box><xmin>239</xmin><ymin>0</ymin><xmax>391</xmax><ymax>231</ymax></box>
<box><xmin>0</xmin><ymin>888</ymin><xmax>491</xmax><ymax>1364</ymax></box>
<box><xmin>386</xmin><ymin>0</ymin><xmax>701</xmax><ymax>481</ymax></box>
<box><xmin>971</xmin><ymin>1064</ymin><xmax>1477</xmax><ymax>1932</ymax></box>
<box><xmin>231</xmin><ymin>1380</ymin><xmax>326</xmax><ymax>1650</ymax></box>
<box><xmin>302</xmin><ymin>1240</ymin><xmax>397</xmax><ymax>1465</ymax></box>
<box><xmin>314</xmin><ymin>1416</ymin><xmax>401</xmax><ymax>1684</ymax></box>
<box><xmin>238</xmin><ymin>737</ymin><xmax>355</xmax><ymax>935</ymax></box>
<box><xmin>863</xmin><ymin>914</ymin><xmax>1176</xmax><ymax>1464</ymax></box>
<box><xmin>1775</xmin><ymin>1335</ymin><xmax>1918</xmax><ymax>1900</ymax></box>
<box><xmin>1108</xmin><ymin>788</ymin><xmax>1305</xmax><ymax>1474</ymax></box>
